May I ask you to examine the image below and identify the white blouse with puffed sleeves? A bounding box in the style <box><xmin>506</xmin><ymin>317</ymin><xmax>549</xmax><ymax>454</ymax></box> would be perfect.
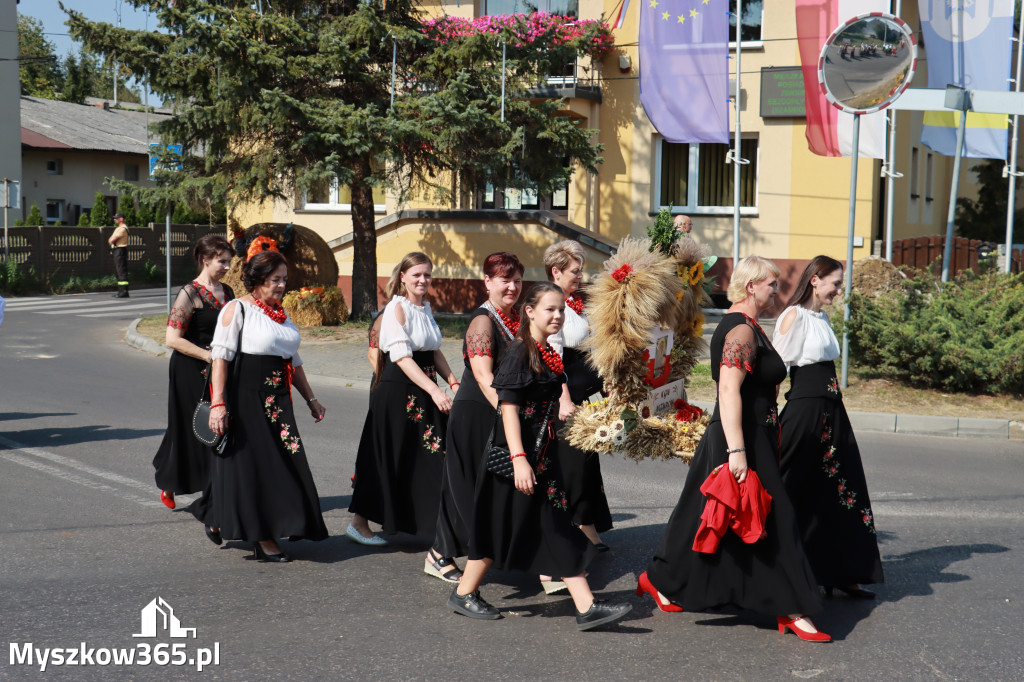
<box><xmin>772</xmin><ymin>305</ymin><xmax>840</xmax><ymax>370</ymax></box>
<box><xmin>378</xmin><ymin>295</ymin><xmax>443</xmax><ymax>362</ymax></box>
<box><xmin>211</xmin><ymin>300</ymin><xmax>303</xmax><ymax>366</ymax></box>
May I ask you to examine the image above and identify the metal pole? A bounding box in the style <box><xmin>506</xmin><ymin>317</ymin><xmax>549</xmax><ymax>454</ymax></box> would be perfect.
<box><xmin>166</xmin><ymin>207</ymin><xmax>172</xmax><ymax>314</ymax></box>
<box><xmin>2</xmin><ymin>178</ymin><xmax>9</xmax><ymax>264</ymax></box>
<box><xmin>941</xmin><ymin>108</ymin><xmax>968</xmax><ymax>282</ymax></box>
<box><xmin>884</xmin><ymin>0</ymin><xmax>903</xmax><ymax>262</ymax></box>
<box><xmin>841</xmin><ymin>114</ymin><xmax>861</xmax><ymax>389</ymax></box>
<box><xmin>732</xmin><ymin>0</ymin><xmax>743</xmax><ymax>267</ymax></box>
<box><xmin>1005</xmin><ymin>29</ymin><xmax>1024</xmax><ymax>273</ymax></box>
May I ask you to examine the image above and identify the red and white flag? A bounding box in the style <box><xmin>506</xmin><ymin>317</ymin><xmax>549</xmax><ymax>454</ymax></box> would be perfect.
<box><xmin>612</xmin><ymin>0</ymin><xmax>632</xmax><ymax>29</ymax></box>
<box><xmin>795</xmin><ymin>0</ymin><xmax>887</xmax><ymax>158</ymax></box>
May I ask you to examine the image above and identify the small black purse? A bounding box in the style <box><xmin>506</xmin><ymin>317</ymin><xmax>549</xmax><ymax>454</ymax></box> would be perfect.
<box><xmin>484</xmin><ymin>401</ymin><xmax>554</xmax><ymax>480</ymax></box>
<box><xmin>192</xmin><ymin>304</ymin><xmax>244</xmax><ymax>454</ymax></box>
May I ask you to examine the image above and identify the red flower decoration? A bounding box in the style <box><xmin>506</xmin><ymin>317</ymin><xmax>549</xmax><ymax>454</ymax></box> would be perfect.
<box><xmin>611</xmin><ymin>264</ymin><xmax>633</xmax><ymax>282</ymax></box>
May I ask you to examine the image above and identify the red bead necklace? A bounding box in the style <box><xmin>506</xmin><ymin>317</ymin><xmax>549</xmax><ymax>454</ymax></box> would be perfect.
<box><xmin>565</xmin><ymin>295</ymin><xmax>584</xmax><ymax>315</ymax></box>
<box><xmin>253</xmin><ymin>297</ymin><xmax>287</xmax><ymax>324</ymax></box>
<box><xmin>494</xmin><ymin>306</ymin><xmax>520</xmax><ymax>335</ymax></box>
<box><xmin>534</xmin><ymin>341</ymin><xmax>564</xmax><ymax>375</ymax></box>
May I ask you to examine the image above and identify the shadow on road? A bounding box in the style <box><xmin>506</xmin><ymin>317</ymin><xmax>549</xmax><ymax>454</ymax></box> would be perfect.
<box><xmin>879</xmin><ymin>542</ymin><xmax>1009</xmax><ymax>602</ymax></box>
<box><xmin>3</xmin><ymin>425</ymin><xmax>165</xmax><ymax>446</ymax></box>
<box><xmin>0</xmin><ymin>411</ymin><xmax>75</xmax><ymax>421</ymax></box>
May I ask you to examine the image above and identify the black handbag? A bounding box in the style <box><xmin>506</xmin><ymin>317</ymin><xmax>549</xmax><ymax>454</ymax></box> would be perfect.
<box><xmin>192</xmin><ymin>304</ymin><xmax>244</xmax><ymax>454</ymax></box>
<box><xmin>484</xmin><ymin>401</ymin><xmax>554</xmax><ymax>480</ymax></box>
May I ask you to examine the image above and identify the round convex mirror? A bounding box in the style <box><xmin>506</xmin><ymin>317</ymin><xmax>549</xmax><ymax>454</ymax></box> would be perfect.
<box><xmin>818</xmin><ymin>13</ymin><xmax>918</xmax><ymax>114</ymax></box>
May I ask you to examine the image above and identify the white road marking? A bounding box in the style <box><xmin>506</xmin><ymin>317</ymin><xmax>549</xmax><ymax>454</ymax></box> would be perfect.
<box><xmin>0</xmin><ymin>435</ymin><xmax>163</xmax><ymax>508</ymax></box>
<box><xmin>5</xmin><ymin>300</ymin><xmax>123</xmax><ymax>311</ymax></box>
<box><xmin>81</xmin><ymin>306</ymin><xmax>167</xmax><ymax>317</ymax></box>
<box><xmin>36</xmin><ymin>303</ymin><xmax>165</xmax><ymax>315</ymax></box>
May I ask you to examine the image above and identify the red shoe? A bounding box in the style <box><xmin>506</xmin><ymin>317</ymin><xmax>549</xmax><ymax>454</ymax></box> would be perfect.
<box><xmin>777</xmin><ymin>616</ymin><xmax>831</xmax><ymax>642</ymax></box>
<box><xmin>636</xmin><ymin>571</ymin><xmax>683</xmax><ymax>613</ymax></box>
<box><xmin>160</xmin><ymin>490</ymin><xmax>175</xmax><ymax>510</ymax></box>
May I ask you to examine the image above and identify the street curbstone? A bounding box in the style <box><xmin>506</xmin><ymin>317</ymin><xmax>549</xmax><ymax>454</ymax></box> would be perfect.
<box><xmin>125</xmin><ymin>317</ymin><xmax>168</xmax><ymax>357</ymax></box>
<box><xmin>848</xmin><ymin>411</ymin><xmax>897</xmax><ymax>434</ymax></box>
<box><xmin>957</xmin><ymin>417</ymin><xmax>1010</xmax><ymax>440</ymax></box>
<box><xmin>896</xmin><ymin>414</ymin><xmax>958</xmax><ymax>438</ymax></box>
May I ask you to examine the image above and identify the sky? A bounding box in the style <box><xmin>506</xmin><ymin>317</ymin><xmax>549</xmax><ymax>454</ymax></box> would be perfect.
<box><xmin>20</xmin><ymin>0</ymin><xmax>163</xmax><ymax>102</ymax></box>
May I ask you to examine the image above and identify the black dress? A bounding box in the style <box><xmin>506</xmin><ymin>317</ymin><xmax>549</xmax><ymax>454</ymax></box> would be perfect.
<box><xmin>434</xmin><ymin>307</ymin><xmax>516</xmax><ymax>558</ymax></box>
<box><xmin>468</xmin><ymin>341</ymin><xmax>597</xmax><ymax>576</ymax></box>
<box><xmin>152</xmin><ymin>281</ymin><xmax>234</xmax><ymax>495</ymax></box>
<box><xmin>646</xmin><ymin>313</ymin><xmax>822</xmax><ymax>616</ymax></box>
<box><xmin>779</xmin><ymin>360</ymin><xmax>884</xmax><ymax>587</ymax></box>
<box><xmin>191</xmin><ymin>302</ymin><xmax>328</xmax><ymax>543</ymax></box>
<box><xmin>349</xmin><ymin>297</ymin><xmax>447</xmax><ymax>536</ymax></box>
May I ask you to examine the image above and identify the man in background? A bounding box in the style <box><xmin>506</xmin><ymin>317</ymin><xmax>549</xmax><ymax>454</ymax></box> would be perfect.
<box><xmin>108</xmin><ymin>212</ymin><xmax>130</xmax><ymax>298</ymax></box>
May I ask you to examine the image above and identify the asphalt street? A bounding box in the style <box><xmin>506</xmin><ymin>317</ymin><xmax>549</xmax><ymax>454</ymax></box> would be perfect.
<box><xmin>1</xmin><ymin>290</ymin><xmax>1022</xmax><ymax>680</ymax></box>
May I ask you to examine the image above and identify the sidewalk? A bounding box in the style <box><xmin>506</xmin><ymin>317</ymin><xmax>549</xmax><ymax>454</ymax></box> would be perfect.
<box><xmin>125</xmin><ymin>317</ymin><xmax>1020</xmax><ymax>441</ymax></box>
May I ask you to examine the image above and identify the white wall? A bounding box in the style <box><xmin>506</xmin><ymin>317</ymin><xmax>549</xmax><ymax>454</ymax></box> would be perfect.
<box><xmin>21</xmin><ymin>151</ymin><xmax>152</xmax><ymax>224</ymax></box>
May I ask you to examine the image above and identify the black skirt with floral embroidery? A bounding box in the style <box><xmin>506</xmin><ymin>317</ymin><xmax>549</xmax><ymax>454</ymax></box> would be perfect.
<box><xmin>190</xmin><ymin>353</ymin><xmax>328</xmax><ymax>543</ymax></box>
<box><xmin>350</xmin><ymin>350</ymin><xmax>447</xmax><ymax>536</ymax></box>
<box><xmin>779</xmin><ymin>360</ymin><xmax>884</xmax><ymax>587</ymax></box>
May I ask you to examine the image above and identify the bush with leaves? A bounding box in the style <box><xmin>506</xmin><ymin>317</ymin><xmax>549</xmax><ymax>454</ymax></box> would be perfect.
<box><xmin>0</xmin><ymin>260</ymin><xmax>39</xmax><ymax>295</ymax></box>
<box><xmin>90</xmin><ymin>192</ymin><xmax>111</xmax><ymax>227</ymax></box>
<box><xmin>646</xmin><ymin>208</ymin><xmax>679</xmax><ymax>257</ymax></box>
<box><xmin>846</xmin><ymin>269</ymin><xmax>1024</xmax><ymax>395</ymax></box>
<box><xmin>24</xmin><ymin>204</ymin><xmax>44</xmax><ymax>226</ymax></box>
<box><xmin>77</xmin><ymin>211</ymin><xmax>91</xmax><ymax>226</ymax></box>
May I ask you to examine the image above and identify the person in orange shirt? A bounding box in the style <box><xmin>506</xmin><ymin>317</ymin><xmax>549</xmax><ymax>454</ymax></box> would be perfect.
<box><xmin>107</xmin><ymin>211</ymin><xmax>130</xmax><ymax>298</ymax></box>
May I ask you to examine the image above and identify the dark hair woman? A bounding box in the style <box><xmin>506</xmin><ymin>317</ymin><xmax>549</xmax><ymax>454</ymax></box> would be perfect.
<box><xmin>772</xmin><ymin>255</ymin><xmax>883</xmax><ymax>599</ymax></box>
<box><xmin>543</xmin><ymin>239</ymin><xmax>613</xmax><ymax>552</ymax></box>
<box><xmin>431</xmin><ymin>252</ymin><xmax>524</xmax><ymax>582</ymax></box>
<box><xmin>153</xmin><ymin>234</ymin><xmax>235</xmax><ymax>511</ymax></box>
<box><xmin>447</xmin><ymin>282</ymin><xmax>631</xmax><ymax>631</ymax></box>
<box><xmin>640</xmin><ymin>256</ymin><xmax>830</xmax><ymax>642</ymax></box>
<box><xmin>348</xmin><ymin>252</ymin><xmax>461</xmax><ymax>573</ymax></box>
<box><xmin>190</xmin><ymin>249</ymin><xmax>328</xmax><ymax>562</ymax></box>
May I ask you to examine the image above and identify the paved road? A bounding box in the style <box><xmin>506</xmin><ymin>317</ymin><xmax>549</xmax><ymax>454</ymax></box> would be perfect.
<box><xmin>1</xmin><ymin>292</ymin><xmax>1022</xmax><ymax>679</ymax></box>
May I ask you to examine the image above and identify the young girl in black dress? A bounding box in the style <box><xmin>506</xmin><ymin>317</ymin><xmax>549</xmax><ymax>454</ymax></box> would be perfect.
<box><xmin>446</xmin><ymin>282</ymin><xmax>631</xmax><ymax>632</ymax></box>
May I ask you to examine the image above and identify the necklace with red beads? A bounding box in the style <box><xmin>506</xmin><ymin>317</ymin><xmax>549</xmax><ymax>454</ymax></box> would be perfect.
<box><xmin>565</xmin><ymin>295</ymin><xmax>584</xmax><ymax>315</ymax></box>
<box><xmin>252</xmin><ymin>297</ymin><xmax>287</xmax><ymax>324</ymax></box>
<box><xmin>493</xmin><ymin>306</ymin><xmax>520</xmax><ymax>336</ymax></box>
<box><xmin>534</xmin><ymin>341</ymin><xmax>564</xmax><ymax>375</ymax></box>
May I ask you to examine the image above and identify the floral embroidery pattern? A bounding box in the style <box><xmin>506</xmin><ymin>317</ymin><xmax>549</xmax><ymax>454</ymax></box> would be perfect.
<box><xmin>764</xmin><ymin>405</ymin><xmax>779</xmax><ymax>428</ymax></box>
<box><xmin>721</xmin><ymin>339</ymin><xmax>756</xmax><ymax>373</ymax></box>
<box><xmin>192</xmin><ymin>281</ymin><xmax>226</xmax><ymax>310</ymax></box>
<box><xmin>836</xmin><ymin>478</ymin><xmax>857</xmax><ymax>510</ymax></box>
<box><xmin>521</xmin><ymin>401</ymin><xmax>542</xmax><ymax>421</ymax></box>
<box><xmin>421</xmin><ymin>424</ymin><xmax>443</xmax><ymax>454</ymax></box>
<box><xmin>820</xmin><ymin>412</ymin><xmax>833</xmax><ymax>444</ymax></box>
<box><xmin>406</xmin><ymin>395</ymin><xmax>425</xmax><ymax>423</ymax></box>
<box><xmin>465</xmin><ymin>330</ymin><xmax>493</xmax><ymax>358</ymax></box>
<box><xmin>264</xmin><ymin>395</ymin><xmax>300</xmax><ymax>453</ymax></box>
<box><xmin>545</xmin><ymin>483</ymin><xmax>569</xmax><ymax>511</ymax></box>
<box><xmin>827</xmin><ymin>376</ymin><xmax>840</xmax><ymax>395</ymax></box>
<box><xmin>167</xmin><ymin>306</ymin><xmax>191</xmax><ymax>331</ymax></box>
<box><xmin>265</xmin><ymin>370</ymin><xmax>284</xmax><ymax>388</ymax></box>
<box><xmin>406</xmin><ymin>395</ymin><xmax>442</xmax><ymax>454</ymax></box>
<box><xmin>861</xmin><ymin>507</ymin><xmax>877</xmax><ymax>534</ymax></box>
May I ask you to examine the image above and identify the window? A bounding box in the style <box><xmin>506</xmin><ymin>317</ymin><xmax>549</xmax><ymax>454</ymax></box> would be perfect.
<box><xmin>302</xmin><ymin>177</ymin><xmax>386</xmax><ymax>213</ymax></box>
<box><xmin>729</xmin><ymin>0</ymin><xmax>763</xmax><ymax>44</ymax></box>
<box><xmin>910</xmin><ymin>146</ymin><xmax>920</xmax><ymax>200</ymax></box>
<box><xmin>655</xmin><ymin>138</ymin><xmax>758</xmax><ymax>214</ymax></box>
<box><xmin>482</xmin><ymin>0</ymin><xmax>577</xmax><ymax>16</ymax></box>
<box><xmin>924</xmin><ymin>152</ymin><xmax>934</xmax><ymax>201</ymax></box>
<box><xmin>124</xmin><ymin>164</ymin><xmax>140</xmax><ymax>182</ymax></box>
<box><xmin>45</xmin><ymin>199</ymin><xmax>62</xmax><ymax>225</ymax></box>
<box><xmin>480</xmin><ymin>173</ymin><xmax>569</xmax><ymax>212</ymax></box>
<box><xmin>46</xmin><ymin>159</ymin><xmax>63</xmax><ymax>175</ymax></box>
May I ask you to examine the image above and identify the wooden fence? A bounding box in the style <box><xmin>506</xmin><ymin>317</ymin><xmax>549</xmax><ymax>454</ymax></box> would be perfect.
<box><xmin>0</xmin><ymin>224</ymin><xmax>225</xmax><ymax>281</ymax></box>
<box><xmin>891</xmin><ymin>236</ymin><xmax>1023</xmax><ymax>275</ymax></box>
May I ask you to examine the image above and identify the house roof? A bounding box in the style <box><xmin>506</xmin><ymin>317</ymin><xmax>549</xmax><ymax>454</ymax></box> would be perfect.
<box><xmin>20</xmin><ymin>96</ymin><xmax>174</xmax><ymax>155</ymax></box>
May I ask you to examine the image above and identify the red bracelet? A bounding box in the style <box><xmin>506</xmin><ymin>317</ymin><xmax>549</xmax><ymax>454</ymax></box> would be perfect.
<box><xmin>210</xmin><ymin>402</ymin><xmax>227</xmax><ymax>409</ymax></box>
<box><xmin>450</xmin><ymin>382</ymin><xmax>460</xmax><ymax>388</ymax></box>
<box><xmin>509</xmin><ymin>452</ymin><xmax>527</xmax><ymax>461</ymax></box>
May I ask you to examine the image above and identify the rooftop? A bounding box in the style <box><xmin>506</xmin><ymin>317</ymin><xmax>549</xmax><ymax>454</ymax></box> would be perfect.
<box><xmin>20</xmin><ymin>96</ymin><xmax>174</xmax><ymax>155</ymax></box>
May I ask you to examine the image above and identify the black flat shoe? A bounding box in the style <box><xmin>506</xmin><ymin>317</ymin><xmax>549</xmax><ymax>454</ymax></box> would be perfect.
<box><xmin>448</xmin><ymin>587</ymin><xmax>501</xmax><ymax>620</ymax></box>
<box><xmin>824</xmin><ymin>585</ymin><xmax>875</xmax><ymax>599</ymax></box>
<box><xmin>575</xmin><ymin>599</ymin><xmax>632</xmax><ymax>631</ymax></box>
<box><xmin>251</xmin><ymin>542</ymin><xmax>291</xmax><ymax>563</ymax></box>
<box><xmin>204</xmin><ymin>526</ymin><xmax>222</xmax><ymax>546</ymax></box>
<box><xmin>592</xmin><ymin>542</ymin><xmax>611</xmax><ymax>553</ymax></box>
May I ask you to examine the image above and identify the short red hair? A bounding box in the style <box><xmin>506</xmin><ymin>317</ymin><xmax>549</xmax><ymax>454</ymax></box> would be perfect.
<box><xmin>483</xmin><ymin>252</ymin><xmax>524</xmax><ymax>279</ymax></box>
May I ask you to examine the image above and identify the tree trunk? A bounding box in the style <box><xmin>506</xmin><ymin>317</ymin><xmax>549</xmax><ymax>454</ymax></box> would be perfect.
<box><xmin>349</xmin><ymin>156</ymin><xmax>378</xmax><ymax>318</ymax></box>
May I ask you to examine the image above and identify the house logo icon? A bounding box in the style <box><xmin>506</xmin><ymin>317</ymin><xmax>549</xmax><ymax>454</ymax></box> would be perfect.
<box><xmin>132</xmin><ymin>597</ymin><xmax>197</xmax><ymax>639</ymax></box>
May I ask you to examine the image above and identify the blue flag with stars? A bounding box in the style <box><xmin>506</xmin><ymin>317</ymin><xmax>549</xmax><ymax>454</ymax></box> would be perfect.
<box><xmin>639</xmin><ymin>0</ymin><xmax>730</xmax><ymax>143</ymax></box>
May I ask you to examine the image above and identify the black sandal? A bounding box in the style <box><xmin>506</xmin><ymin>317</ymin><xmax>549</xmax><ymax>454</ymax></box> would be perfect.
<box><xmin>424</xmin><ymin>550</ymin><xmax>463</xmax><ymax>583</ymax></box>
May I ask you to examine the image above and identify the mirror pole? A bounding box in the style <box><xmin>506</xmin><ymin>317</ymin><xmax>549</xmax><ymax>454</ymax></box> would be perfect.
<box><xmin>941</xmin><ymin>108</ymin><xmax>969</xmax><ymax>283</ymax></box>
<box><xmin>1005</xmin><ymin>32</ymin><xmax>1023</xmax><ymax>274</ymax></box>
<box><xmin>884</xmin><ymin>0</ymin><xmax>903</xmax><ymax>262</ymax></box>
<box><xmin>732</xmin><ymin>0</ymin><xmax>743</xmax><ymax>269</ymax></box>
<box><xmin>841</xmin><ymin>113</ymin><xmax>861</xmax><ymax>390</ymax></box>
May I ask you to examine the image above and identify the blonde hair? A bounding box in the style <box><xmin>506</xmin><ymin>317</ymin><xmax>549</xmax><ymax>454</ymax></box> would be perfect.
<box><xmin>727</xmin><ymin>255</ymin><xmax>781</xmax><ymax>303</ymax></box>
<box><xmin>385</xmin><ymin>252</ymin><xmax>432</xmax><ymax>299</ymax></box>
<box><xmin>543</xmin><ymin>240</ymin><xmax>586</xmax><ymax>281</ymax></box>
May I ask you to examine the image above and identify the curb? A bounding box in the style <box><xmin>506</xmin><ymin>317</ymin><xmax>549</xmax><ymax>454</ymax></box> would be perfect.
<box><xmin>122</xmin><ymin>324</ymin><xmax>1018</xmax><ymax>441</ymax></box>
<box><xmin>125</xmin><ymin>317</ymin><xmax>168</xmax><ymax>357</ymax></box>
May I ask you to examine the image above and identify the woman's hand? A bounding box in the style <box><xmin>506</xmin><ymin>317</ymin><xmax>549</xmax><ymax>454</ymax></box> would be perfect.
<box><xmin>431</xmin><ymin>388</ymin><xmax>453</xmax><ymax>414</ymax></box>
<box><xmin>728</xmin><ymin>449</ymin><xmax>748</xmax><ymax>483</ymax></box>
<box><xmin>308</xmin><ymin>398</ymin><xmax>326</xmax><ymax>422</ymax></box>
<box><xmin>209</xmin><ymin>405</ymin><xmax>229</xmax><ymax>436</ymax></box>
<box><xmin>513</xmin><ymin>457</ymin><xmax>536</xmax><ymax>495</ymax></box>
<box><xmin>558</xmin><ymin>399</ymin><xmax>576</xmax><ymax>421</ymax></box>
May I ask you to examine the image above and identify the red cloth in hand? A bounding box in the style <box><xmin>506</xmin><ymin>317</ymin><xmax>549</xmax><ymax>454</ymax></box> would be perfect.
<box><xmin>692</xmin><ymin>465</ymin><xmax>773</xmax><ymax>553</ymax></box>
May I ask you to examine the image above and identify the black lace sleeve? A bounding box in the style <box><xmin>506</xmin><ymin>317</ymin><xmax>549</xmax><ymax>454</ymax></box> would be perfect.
<box><xmin>720</xmin><ymin>322</ymin><xmax>757</xmax><ymax>373</ymax></box>
<box><xmin>167</xmin><ymin>285</ymin><xmax>197</xmax><ymax>331</ymax></box>
<box><xmin>368</xmin><ymin>313</ymin><xmax>383</xmax><ymax>349</ymax></box>
<box><xmin>464</xmin><ymin>313</ymin><xmax>495</xmax><ymax>359</ymax></box>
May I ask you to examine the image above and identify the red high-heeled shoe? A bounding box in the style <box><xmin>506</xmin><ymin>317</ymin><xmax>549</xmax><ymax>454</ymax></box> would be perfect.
<box><xmin>636</xmin><ymin>571</ymin><xmax>683</xmax><ymax>613</ymax></box>
<box><xmin>777</xmin><ymin>616</ymin><xmax>831</xmax><ymax>642</ymax></box>
<box><xmin>160</xmin><ymin>490</ymin><xmax>175</xmax><ymax>510</ymax></box>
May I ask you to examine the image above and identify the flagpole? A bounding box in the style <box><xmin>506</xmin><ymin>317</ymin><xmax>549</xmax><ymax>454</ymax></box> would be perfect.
<box><xmin>1005</xmin><ymin>27</ymin><xmax>1023</xmax><ymax>274</ymax></box>
<box><xmin>841</xmin><ymin>114</ymin><xmax>861</xmax><ymax>389</ymax></box>
<box><xmin>884</xmin><ymin>0</ymin><xmax>903</xmax><ymax>262</ymax></box>
<box><xmin>731</xmin><ymin>0</ymin><xmax>743</xmax><ymax>268</ymax></box>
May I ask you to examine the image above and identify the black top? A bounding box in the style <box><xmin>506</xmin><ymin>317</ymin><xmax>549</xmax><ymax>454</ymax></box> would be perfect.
<box><xmin>707</xmin><ymin>312</ymin><xmax>787</xmax><ymax>430</ymax></box>
<box><xmin>167</xmin><ymin>280</ymin><xmax>235</xmax><ymax>349</ymax></box>
<box><xmin>455</xmin><ymin>307</ymin><xmax>519</xmax><ymax>407</ymax></box>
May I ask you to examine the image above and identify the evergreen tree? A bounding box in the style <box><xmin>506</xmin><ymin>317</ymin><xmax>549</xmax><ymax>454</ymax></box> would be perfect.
<box><xmin>61</xmin><ymin>53</ymin><xmax>95</xmax><ymax>104</ymax></box>
<box><xmin>90</xmin><ymin>192</ymin><xmax>111</xmax><ymax>227</ymax></box>
<box><xmin>25</xmin><ymin>204</ymin><xmax>44</xmax><ymax>226</ymax></box>
<box><xmin>17</xmin><ymin>15</ymin><xmax>61</xmax><ymax>98</ymax></box>
<box><xmin>120</xmin><ymin>202</ymin><xmax>139</xmax><ymax>227</ymax></box>
<box><xmin>78</xmin><ymin>210</ymin><xmax>91</xmax><ymax>226</ymax></box>
<box><xmin>67</xmin><ymin>2</ymin><xmax>610</xmax><ymax>315</ymax></box>
<box><xmin>956</xmin><ymin>159</ymin><xmax>1024</xmax><ymax>243</ymax></box>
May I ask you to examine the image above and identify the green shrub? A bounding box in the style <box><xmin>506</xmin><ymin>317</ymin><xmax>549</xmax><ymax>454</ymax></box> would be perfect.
<box><xmin>846</xmin><ymin>270</ymin><xmax>1024</xmax><ymax>395</ymax></box>
<box><xmin>646</xmin><ymin>208</ymin><xmax>678</xmax><ymax>257</ymax></box>
<box><xmin>25</xmin><ymin>204</ymin><xmax>44</xmax><ymax>226</ymax></box>
<box><xmin>133</xmin><ymin>259</ymin><xmax>165</xmax><ymax>284</ymax></box>
<box><xmin>120</xmin><ymin>202</ymin><xmax>139</xmax><ymax>227</ymax></box>
<box><xmin>48</xmin><ymin>273</ymin><xmax>117</xmax><ymax>294</ymax></box>
<box><xmin>77</xmin><ymin>210</ymin><xmax>91</xmax><ymax>226</ymax></box>
<box><xmin>90</xmin><ymin>192</ymin><xmax>111</xmax><ymax>227</ymax></box>
<box><xmin>0</xmin><ymin>260</ymin><xmax>39</xmax><ymax>295</ymax></box>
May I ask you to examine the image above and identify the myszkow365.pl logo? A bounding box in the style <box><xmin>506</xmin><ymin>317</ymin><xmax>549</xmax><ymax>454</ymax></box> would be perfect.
<box><xmin>9</xmin><ymin>597</ymin><xmax>220</xmax><ymax>672</ymax></box>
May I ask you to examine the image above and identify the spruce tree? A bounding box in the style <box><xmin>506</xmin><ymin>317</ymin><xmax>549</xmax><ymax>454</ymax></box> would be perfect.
<box><xmin>25</xmin><ymin>204</ymin><xmax>44</xmax><ymax>226</ymax></box>
<box><xmin>90</xmin><ymin>191</ymin><xmax>111</xmax><ymax>227</ymax></box>
<box><xmin>78</xmin><ymin>210</ymin><xmax>91</xmax><ymax>226</ymax></box>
